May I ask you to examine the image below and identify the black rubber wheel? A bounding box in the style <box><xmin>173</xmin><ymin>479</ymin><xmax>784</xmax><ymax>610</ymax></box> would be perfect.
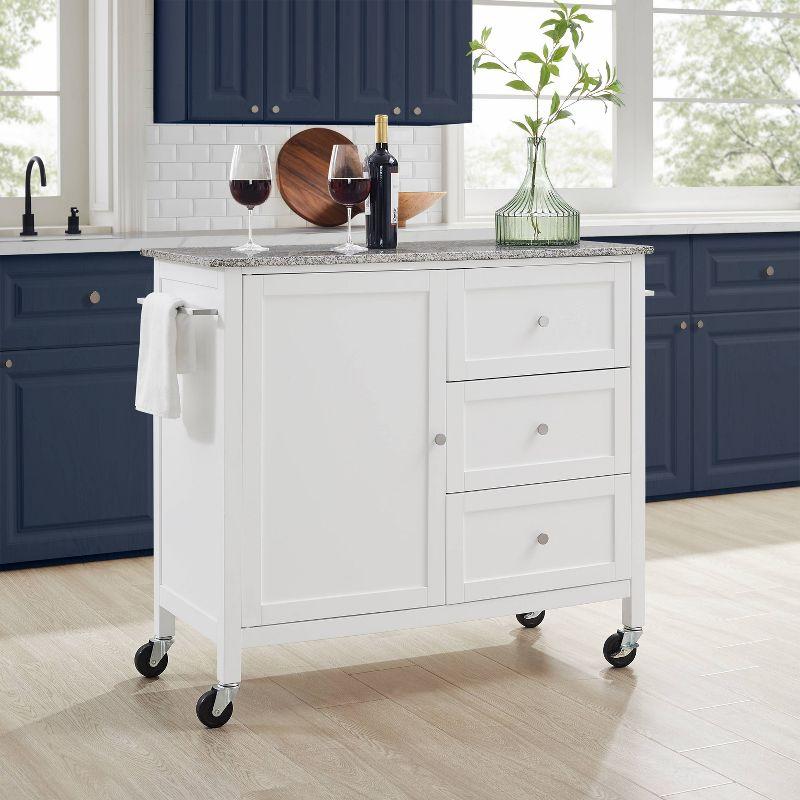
<box><xmin>516</xmin><ymin>610</ymin><xmax>546</xmax><ymax>629</ymax></box>
<box><xmin>134</xmin><ymin>641</ymin><xmax>168</xmax><ymax>678</ymax></box>
<box><xmin>603</xmin><ymin>631</ymin><xmax>637</xmax><ymax>668</ymax></box>
<box><xmin>196</xmin><ymin>689</ymin><xmax>233</xmax><ymax>729</ymax></box>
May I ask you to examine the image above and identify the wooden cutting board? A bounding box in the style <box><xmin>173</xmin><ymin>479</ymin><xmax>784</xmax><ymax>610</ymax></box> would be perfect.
<box><xmin>277</xmin><ymin>128</ymin><xmax>364</xmax><ymax>227</ymax></box>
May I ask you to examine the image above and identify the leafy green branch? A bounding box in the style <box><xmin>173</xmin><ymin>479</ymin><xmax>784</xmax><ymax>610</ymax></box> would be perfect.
<box><xmin>467</xmin><ymin>2</ymin><xmax>624</xmax><ymax>141</ymax></box>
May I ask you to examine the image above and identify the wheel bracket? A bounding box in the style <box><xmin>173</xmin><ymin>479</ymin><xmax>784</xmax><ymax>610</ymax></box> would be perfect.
<box><xmin>612</xmin><ymin>626</ymin><xmax>642</xmax><ymax>659</ymax></box>
<box><xmin>212</xmin><ymin>682</ymin><xmax>240</xmax><ymax>717</ymax></box>
<box><xmin>148</xmin><ymin>636</ymin><xmax>174</xmax><ymax>668</ymax></box>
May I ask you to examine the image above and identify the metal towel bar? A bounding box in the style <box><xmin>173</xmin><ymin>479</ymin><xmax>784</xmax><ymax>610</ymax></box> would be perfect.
<box><xmin>136</xmin><ymin>297</ymin><xmax>218</xmax><ymax>316</ymax></box>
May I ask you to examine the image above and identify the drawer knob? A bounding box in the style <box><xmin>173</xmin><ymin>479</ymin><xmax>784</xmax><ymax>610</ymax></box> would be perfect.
<box><xmin>537</xmin><ymin>533</ymin><xmax>550</xmax><ymax>545</ymax></box>
<box><xmin>393</xmin><ymin>106</ymin><xmax>401</xmax><ymax>115</ymax></box>
<box><xmin>679</xmin><ymin>320</ymin><xmax>688</xmax><ymax>330</ymax></box>
<box><xmin>89</xmin><ymin>290</ymin><xmax>101</xmax><ymax>305</ymax></box>
<box><xmin>413</xmin><ymin>106</ymin><xmax>422</xmax><ymax>116</ymax></box>
<box><xmin>271</xmin><ymin>105</ymin><xmax>280</xmax><ymax>114</ymax></box>
<box><xmin>537</xmin><ymin>315</ymin><xmax>550</xmax><ymax>328</ymax></box>
<box><xmin>696</xmin><ymin>320</ymin><xmax>704</xmax><ymax>330</ymax></box>
<box><xmin>764</xmin><ymin>265</ymin><xmax>775</xmax><ymax>278</ymax></box>
<box><xmin>434</xmin><ymin>433</ymin><xmax>447</xmax><ymax>446</ymax></box>
<box><xmin>537</xmin><ymin>423</ymin><xmax>549</xmax><ymax>436</ymax></box>
<box><xmin>250</xmin><ymin>104</ymin><xmax>259</xmax><ymax>114</ymax></box>
<box><xmin>2</xmin><ymin>359</ymin><xmax>12</xmax><ymax>369</ymax></box>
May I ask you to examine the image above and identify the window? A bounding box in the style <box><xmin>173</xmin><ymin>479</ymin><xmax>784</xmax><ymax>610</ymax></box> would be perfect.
<box><xmin>0</xmin><ymin>0</ymin><xmax>87</xmax><ymax>228</ymax></box>
<box><xmin>461</xmin><ymin>0</ymin><xmax>800</xmax><ymax>218</ymax></box>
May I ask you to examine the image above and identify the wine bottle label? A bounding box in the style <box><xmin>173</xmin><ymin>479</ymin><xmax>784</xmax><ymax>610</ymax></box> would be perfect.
<box><xmin>390</xmin><ymin>172</ymin><xmax>399</xmax><ymax>227</ymax></box>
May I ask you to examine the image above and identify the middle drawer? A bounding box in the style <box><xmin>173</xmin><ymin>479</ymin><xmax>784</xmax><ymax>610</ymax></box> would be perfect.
<box><xmin>447</xmin><ymin>369</ymin><xmax>631</xmax><ymax>492</ymax></box>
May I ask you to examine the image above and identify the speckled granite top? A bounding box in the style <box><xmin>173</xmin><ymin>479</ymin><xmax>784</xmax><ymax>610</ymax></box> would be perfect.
<box><xmin>141</xmin><ymin>239</ymin><xmax>654</xmax><ymax>268</ymax></box>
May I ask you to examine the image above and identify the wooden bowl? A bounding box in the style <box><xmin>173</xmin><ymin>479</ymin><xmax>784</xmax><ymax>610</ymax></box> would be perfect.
<box><xmin>398</xmin><ymin>191</ymin><xmax>446</xmax><ymax>227</ymax></box>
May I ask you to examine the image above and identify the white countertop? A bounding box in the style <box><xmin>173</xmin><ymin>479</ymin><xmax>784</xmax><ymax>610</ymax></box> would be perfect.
<box><xmin>1</xmin><ymin>211</ymin><xmax>797</xmax><ymax>257</ymax></box>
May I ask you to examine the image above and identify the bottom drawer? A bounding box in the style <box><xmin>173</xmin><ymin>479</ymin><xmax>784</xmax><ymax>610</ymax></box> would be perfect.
<box><xmin>446</xmin><ymin>476</ymin><xmax>631</xmax><ymax>603</ymax></box>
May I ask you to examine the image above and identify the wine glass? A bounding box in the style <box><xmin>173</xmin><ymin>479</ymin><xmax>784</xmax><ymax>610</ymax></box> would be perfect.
<box><xmin>328</xmin><ymin>144</ymin><xmax>370</xmax><ymax>255</ymax></box>
<box><xmin>229</xmin><ymin>144</ymin><xmax>272</xmax><ymax>253</ymax></box>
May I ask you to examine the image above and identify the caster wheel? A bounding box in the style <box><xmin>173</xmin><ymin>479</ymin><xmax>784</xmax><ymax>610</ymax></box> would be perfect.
<box><xmin>603</xmin><ymin>631</ymin><xmax>637</xmax><ymax>668</ymax></box>
<box><xmin>196</xmin><ymin>688</ymin><xmax>233</xmax><ymax>728</ymax></box>
<box><xmin>516</xmin><ymin>610</ymin><xmax>545</xmax><ymax>629</ymax></box>
<box><xmin>134</xmin><ymin>641</ymin><xmax>168</xmax><ymax>678</ymax></box>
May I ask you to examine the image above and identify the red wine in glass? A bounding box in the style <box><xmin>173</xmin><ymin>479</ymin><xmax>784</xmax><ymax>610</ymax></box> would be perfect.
<box><xmin>229</xmin><ymin>179</ymin><xmax>272</xmax><ymax>208</ymax></box>
<box><xmin>328</xmin><ymin>177</ymin><xmax>370</xmax><ymax>207</ymax></box>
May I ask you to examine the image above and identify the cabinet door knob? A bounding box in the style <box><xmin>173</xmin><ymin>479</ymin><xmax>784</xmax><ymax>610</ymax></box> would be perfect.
<box><xmin>537</xmin><ymin>315</ymin><xmax>549</xmax><ymax>328</ymax></box>
<box><xmin>271</xmin><ymin>105</ymin><xmax>280</xmax><ymax>114</ymax></box>
<box><xmin>2</xmin><ymin>359</ymin><xmax>12</xmax><ymax>369</ymax></box>
<box><xmin>696</xmin><ymin>320</ymin><xmax>704</xmax><ymax>329</ymax></box>
<box><xmin>764</xmin><ymin>265</ymin><xmax>775</xmax><ymax>277</ymax></box>
<box><xmin>89</xmin><ymin>290</ymin><xmax>101</xmax><ymax>305</ymax></box>
<box><xmin>250</xmin><ymin>104</ymin><xmax>259</xmax><ymax>114</ymax></box>
<box><xmin>679</xmin><ymin>320</ymin><xmax>688</xmax><ymax>330</ymax></box>
<box><xmin>393</xmin><ymin>106</ymin><xmax>401</xmax><ymax>115</ymax></box>
<box><xmin>537</xmin><ymin>423</ymin><xmax>549</xmax><ymax>435</ymax></box>
<box><xmin>537</xmin><ymin>533</ymin><xmax>550</xmax><ymax>545</ymax></box>
<box><xmin>412</xmin><ymin>106</ymin><xmax>422</xmax><ymax>116</ymax></box>
<box><xmin>434</xmin><ymin>433</ymin><xmax>447</xmax><ymax>446</ymax></box>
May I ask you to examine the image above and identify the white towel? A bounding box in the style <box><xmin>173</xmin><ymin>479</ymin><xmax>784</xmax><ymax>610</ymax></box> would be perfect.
<box><xmin>135</xmin><ymin>293</ymin><xmax>197</xmax><ymax>418</ymax></box>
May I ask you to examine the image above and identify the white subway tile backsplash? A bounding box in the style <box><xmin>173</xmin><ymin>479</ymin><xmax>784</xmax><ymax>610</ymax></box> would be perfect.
<box><xmin>146</xmin><ymin>144</ymin><xmax>176</xmax><ymax>163</ymax></box>
<box><xmin>413</xmin><ymin>127</ymin><xmax>442</xmax><ymax>145</ymax></box>
<box><xmin>399</xmin><ymin>144</ymin><xmax>428</xmax><ymax>161</ymax></box>
<box><xmin>211</xmin><ymin>216</ymin><xmax>243</xmax><ymax>230</ymax></box>
<box><xmin>146</xmin><ymin>217</ymin><xmax>177</xmax><ymax>232</ymax></box>
<box><xmin>210</xmin><ymin>144</ymin><xmax>234</xmax><ymax>163</ymax></box>
<box><xmin>192</xmin><ymin>162</ymin><xmax>228</xmax><ymax>180</ymax></box>
<box><xmin>147</xmin><ymin>180</ymin><xmax>177</xmax><ymax>199</ymax></box>
<box><xmin>193</xmin><ymin>126</ymin><xmax>228</xmax><ymax>144</ymax></box>
<box><xmin>178</xmin><ymin>216</ymin><xmax>210</xmax><ymax>231</ymax></box>
<box><xmin>226</xmin><ymin>126</ymin><xmax>260</xmax><ymax>144</ymax></box>
<box><xmin>177</xmin><ymin>180</ymin><xmax>211</xmax><ymax>199</ymax></box>
<box><xmin>258</xmin><ymin>126</ymin><xmax>291</xmax><ymax>144</ymax></box>
<box><xmin>176</xmin><ymin>144</ymin><xmax>210</xmax><ymax>162</ymax></box>
<box><xmin>194</xmin><ymin>198</ymin><xmax>228</xmax><ymax>216</ymax></box>
<box><xmin>159</xmin><ymin>198</ymin><xmax>194</xmax><ymax>217</ymax></box>
<box><xmin>159</xmin><ymin>162</ymin><xmax>193</xmax><ymax>180</ymax></box>
<box><xmin>414</xmin><ymin>161</ymin><xmax>441</xmax><ymax>179</ymax></box>
<box><xmin>145</xmin><ymin>126</ymin><xmax>159</xmax><ymax>145</ymax></box>
<box><xmin>159</xmin><ymin>126</ymin><xmax>194</xmax><ymax>144</ymax></box>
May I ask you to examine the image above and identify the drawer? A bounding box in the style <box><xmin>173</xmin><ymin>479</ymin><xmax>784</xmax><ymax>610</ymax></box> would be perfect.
<box><xmin>447</xmin><ymin>262</ymin><xmax>630</xmax><ymax>380</ymax></box>
<box><xmin>693</xmin><ymin>233</ymin><xmax>800</xmax><ymax>312</ymax></box>
<box><xmin>446</xmin><ymin>475</ymin><xmax>631</xmax><ymax>603</ymax></box>
<box><xmin>0</xmin><ymin>252</ymin><xmax>153</xmax><ymax>350</ymax></box>
<box><xmin>446</xmin><ymin>369</ymin><xmax>631</xmax><ymax>492</ymax></box>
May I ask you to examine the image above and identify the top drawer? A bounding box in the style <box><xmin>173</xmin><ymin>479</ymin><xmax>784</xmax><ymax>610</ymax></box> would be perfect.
<box><xmin>447</xmin><ymin>262</ymin><xmax>631</xmax><ymax>380</ymax></box>
<box><xmin>0</xmin><ymin>252</ymin><xmax>153</xmax><ymax>350</ymax></box>
<box><xmin>693</xmin><ymin>233</ymin><xmax>800</xmax><ymax>312</ymax></box>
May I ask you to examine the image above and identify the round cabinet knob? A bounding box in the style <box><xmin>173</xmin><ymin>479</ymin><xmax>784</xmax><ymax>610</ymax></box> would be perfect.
<box><xmin>434</xmin><ymin>433</ymin><xmax>447</xmax><ymax>446</ymax></box>
<box><xmin>537</xmin><ymin>315</ymin><xmax>550</xmax><ymax>328</ymax></box>
<box><xmin>696</xmin><ymin>320</ymin><xmax>704</xmax><ymax>330</ymax></box>
<box><xmin>537</xmin><ymin>423</ymin><xmax>549</xmax><ymax>436</ymax></box>
<box><xmin>250</xmin><ymin>105</ymin><xmax>259</xmax><ymax>114</ymax></box>
<box><xmin>393</xmin><ymin>106</ymin><xmax>401</xmax><ymax>115</ymax></box>
<box><xmin>412</xmin><ymin>106</ymin><xmax>422</xmax><ymax>116</ymax></box>
<box><xmin>679</xmin><ymin>320</ymin><xmax>688</xmax><ymax>330</ymax></box>
<box><xmin>271</xmin><ymin>105</ymin><xmax>280</xmax><ymax>114</ymax></box>
<box><xmin>537</xmin><ymin>533</ymin><xmax>550</xmax><ymax>545</ymax></box>
<box><xmin>764</xmin><ymin>265</ymin><xmax>775</xmax><ymax>277</ymax></box>
<box><xmin>88</xmin><ymin>290</ymin><xmax>101</xmax><ymax>305</ymax></box>
<box><xmin>2</xmin><ymin>359</ymin><xmax>12</xmax><ymax>369</ymax></box>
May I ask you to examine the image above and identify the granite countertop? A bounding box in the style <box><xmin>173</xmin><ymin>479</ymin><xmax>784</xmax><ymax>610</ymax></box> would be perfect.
<box><xmin>141</xmin><ymin>239</ymin><xmax>654</xmax><ymax>268</ymax></box>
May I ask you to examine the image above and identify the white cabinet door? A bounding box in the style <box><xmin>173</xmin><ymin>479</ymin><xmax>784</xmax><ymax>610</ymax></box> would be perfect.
<box><xmin>446</xmin><ymin>476</ymin><xmax>631</xmax><ymax>603</ymax></box>
<box><xmin>448</xmin><ymin>262</ymin><xmax>631</xmax><ymax>380</ymax></box>
<box><xmin>242</xmin><ymin>270</ymin><xmax>447</xmax><ymax>625</ymax></box>
<box><xmin>446</xmin><ymin>369</ymin><xmax>631</xmax><ymax>492</ymax></box>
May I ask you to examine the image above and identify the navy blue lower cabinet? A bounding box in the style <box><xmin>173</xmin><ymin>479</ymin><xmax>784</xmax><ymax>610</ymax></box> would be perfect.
<box><xmin>0</xmin><ymin>345</ymin><xmax>153</xmax><ymax>566</ymax></box>
<box><xmin>645</xmin><ymin>316</ymin><xmax>692</xmax><ymax>498</ymax></box>
<box><xmin>692</xmin><ymin>310</ymin><xmax>800</xmax><ymax>492</ymax></box>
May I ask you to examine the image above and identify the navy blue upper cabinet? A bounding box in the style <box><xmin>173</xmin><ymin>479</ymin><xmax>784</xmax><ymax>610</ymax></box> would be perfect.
<box><xmin>338</xmin><ymin>0</ymin><xmax>407</xmax><ymax>123</ymax></box>
<box><xmin>407</xmin><ymin>0</ymin><xmax>472</xmax><ymax>124</ymax></box>
<box><xmin>154</xmin><ymin>0</ymin><xmax>472</xmax><ymax>125</ymax></box>
<box><xmin>266</xmin><ymin>0</ymin><xmax>336</xmax><ymax>122</ymax></box>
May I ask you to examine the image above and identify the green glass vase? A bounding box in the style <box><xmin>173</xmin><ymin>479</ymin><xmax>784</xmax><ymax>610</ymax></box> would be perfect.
<box><xmin>495</xmin><ymin>137</ymin><xmax>580</xmax><ymax>247</ymax></box>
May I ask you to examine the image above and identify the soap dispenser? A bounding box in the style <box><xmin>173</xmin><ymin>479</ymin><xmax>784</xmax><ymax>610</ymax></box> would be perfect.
<box><xmin>65</xmin><ymin>207</ymin><xmax>81</xmax><ymax>235</ymax></box>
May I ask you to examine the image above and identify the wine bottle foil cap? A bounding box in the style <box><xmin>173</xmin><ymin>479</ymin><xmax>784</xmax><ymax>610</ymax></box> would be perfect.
<box><xmin>375</xmin><ymin>114</ymin><xmax>389</xmax><ymax>144</ymax></box>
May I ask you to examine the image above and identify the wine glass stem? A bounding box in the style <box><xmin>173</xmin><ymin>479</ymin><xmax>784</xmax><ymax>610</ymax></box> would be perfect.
<box><xmin>247</xmin><ymin>208</ymin><xmax>254</xmax><ymax>246</ymax></box>
<box><xmin>346</xmin><ymin>206</ymin><xmax>353</xmax><ymax>246</ymax></box>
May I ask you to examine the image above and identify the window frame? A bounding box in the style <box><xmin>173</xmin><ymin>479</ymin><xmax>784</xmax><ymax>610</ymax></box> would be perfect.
<box><xmin>0</xmin><ymin>0</ymin><xmax>89</xmax><ymax>229</ymax></box>
<box><xmin>458</xmin><ymin>0</ymin><xmax>800</xmax><ymax>220</ymax></box>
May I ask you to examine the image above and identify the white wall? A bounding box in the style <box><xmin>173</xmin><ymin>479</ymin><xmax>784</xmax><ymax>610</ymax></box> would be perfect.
<box><xmin>142</xmin><ymin>2</ymin><xmax>444</xmax><ymax>233</ymax></box>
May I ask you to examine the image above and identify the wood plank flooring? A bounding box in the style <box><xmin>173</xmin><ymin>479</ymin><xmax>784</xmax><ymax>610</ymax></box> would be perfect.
<box><xmin>0</xmin><ymin>486</ymin><xmax>798</xmax><ymax>800</ymax></box>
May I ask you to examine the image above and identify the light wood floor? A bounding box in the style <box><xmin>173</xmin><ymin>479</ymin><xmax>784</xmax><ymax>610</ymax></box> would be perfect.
<box><xmin>1</xmin><ymin>487</ymin><xmax>799</xmax><ymax>800</ymax></box>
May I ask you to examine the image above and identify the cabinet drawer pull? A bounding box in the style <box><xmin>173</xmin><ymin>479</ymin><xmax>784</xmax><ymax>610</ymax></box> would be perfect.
<box><xmin>537</xmin><ymin>315</ymin><xmax>549</xmax><ymax>328</ymax></box>
<box><xmin>696</xmin><ymin>320</ymin><xmax>704</xmax><ymax>329</ymax></box>
<box><xmin>537</xmin><ymin>533</ymin><xmax>550</xmax><ymax>545</ymax></box>
<box><xmin>434</xmin><ymin>433</ymin><xmax>447</xmax><ymax>446</ymax></box>
<box><xmin>250</xmin><ymin>104</ymin><xmax>259</xmax><ymax>114</ymax></box>
<box><xmin>764</xmin><ymin>265</ymin><xmax>775</xmax><ymax>278</ymax></box>
<box><xmin>89</xmin><ymin>290</ymin><xmax>101</xmax><ymax>305</ymax></box>
<box><xmin>2</xmin><ymin>359</ymin><xmax>12</xmax><ymax>369</ymax></box>
<box><xmin>679</xmin><ymin>320</ymin><xmax>688</xmax><ymax>330</ymax></box>
<box><xmin>536</xmin><ymin>423</ymin><xmax>549</xmax><ymax>435</ymax></box>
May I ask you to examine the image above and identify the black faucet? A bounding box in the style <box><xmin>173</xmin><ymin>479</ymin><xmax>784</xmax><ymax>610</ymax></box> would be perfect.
<box><xmin>21</xmin><ymin>156</ymin><xmax>47</xmax><ymax>236</ymax></box>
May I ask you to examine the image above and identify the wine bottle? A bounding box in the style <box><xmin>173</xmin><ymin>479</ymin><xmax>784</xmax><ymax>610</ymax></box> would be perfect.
<box><xmin>365</xmin><ymin>114</ymin><xmax>399</xmax><ymax>250</ymax></box>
